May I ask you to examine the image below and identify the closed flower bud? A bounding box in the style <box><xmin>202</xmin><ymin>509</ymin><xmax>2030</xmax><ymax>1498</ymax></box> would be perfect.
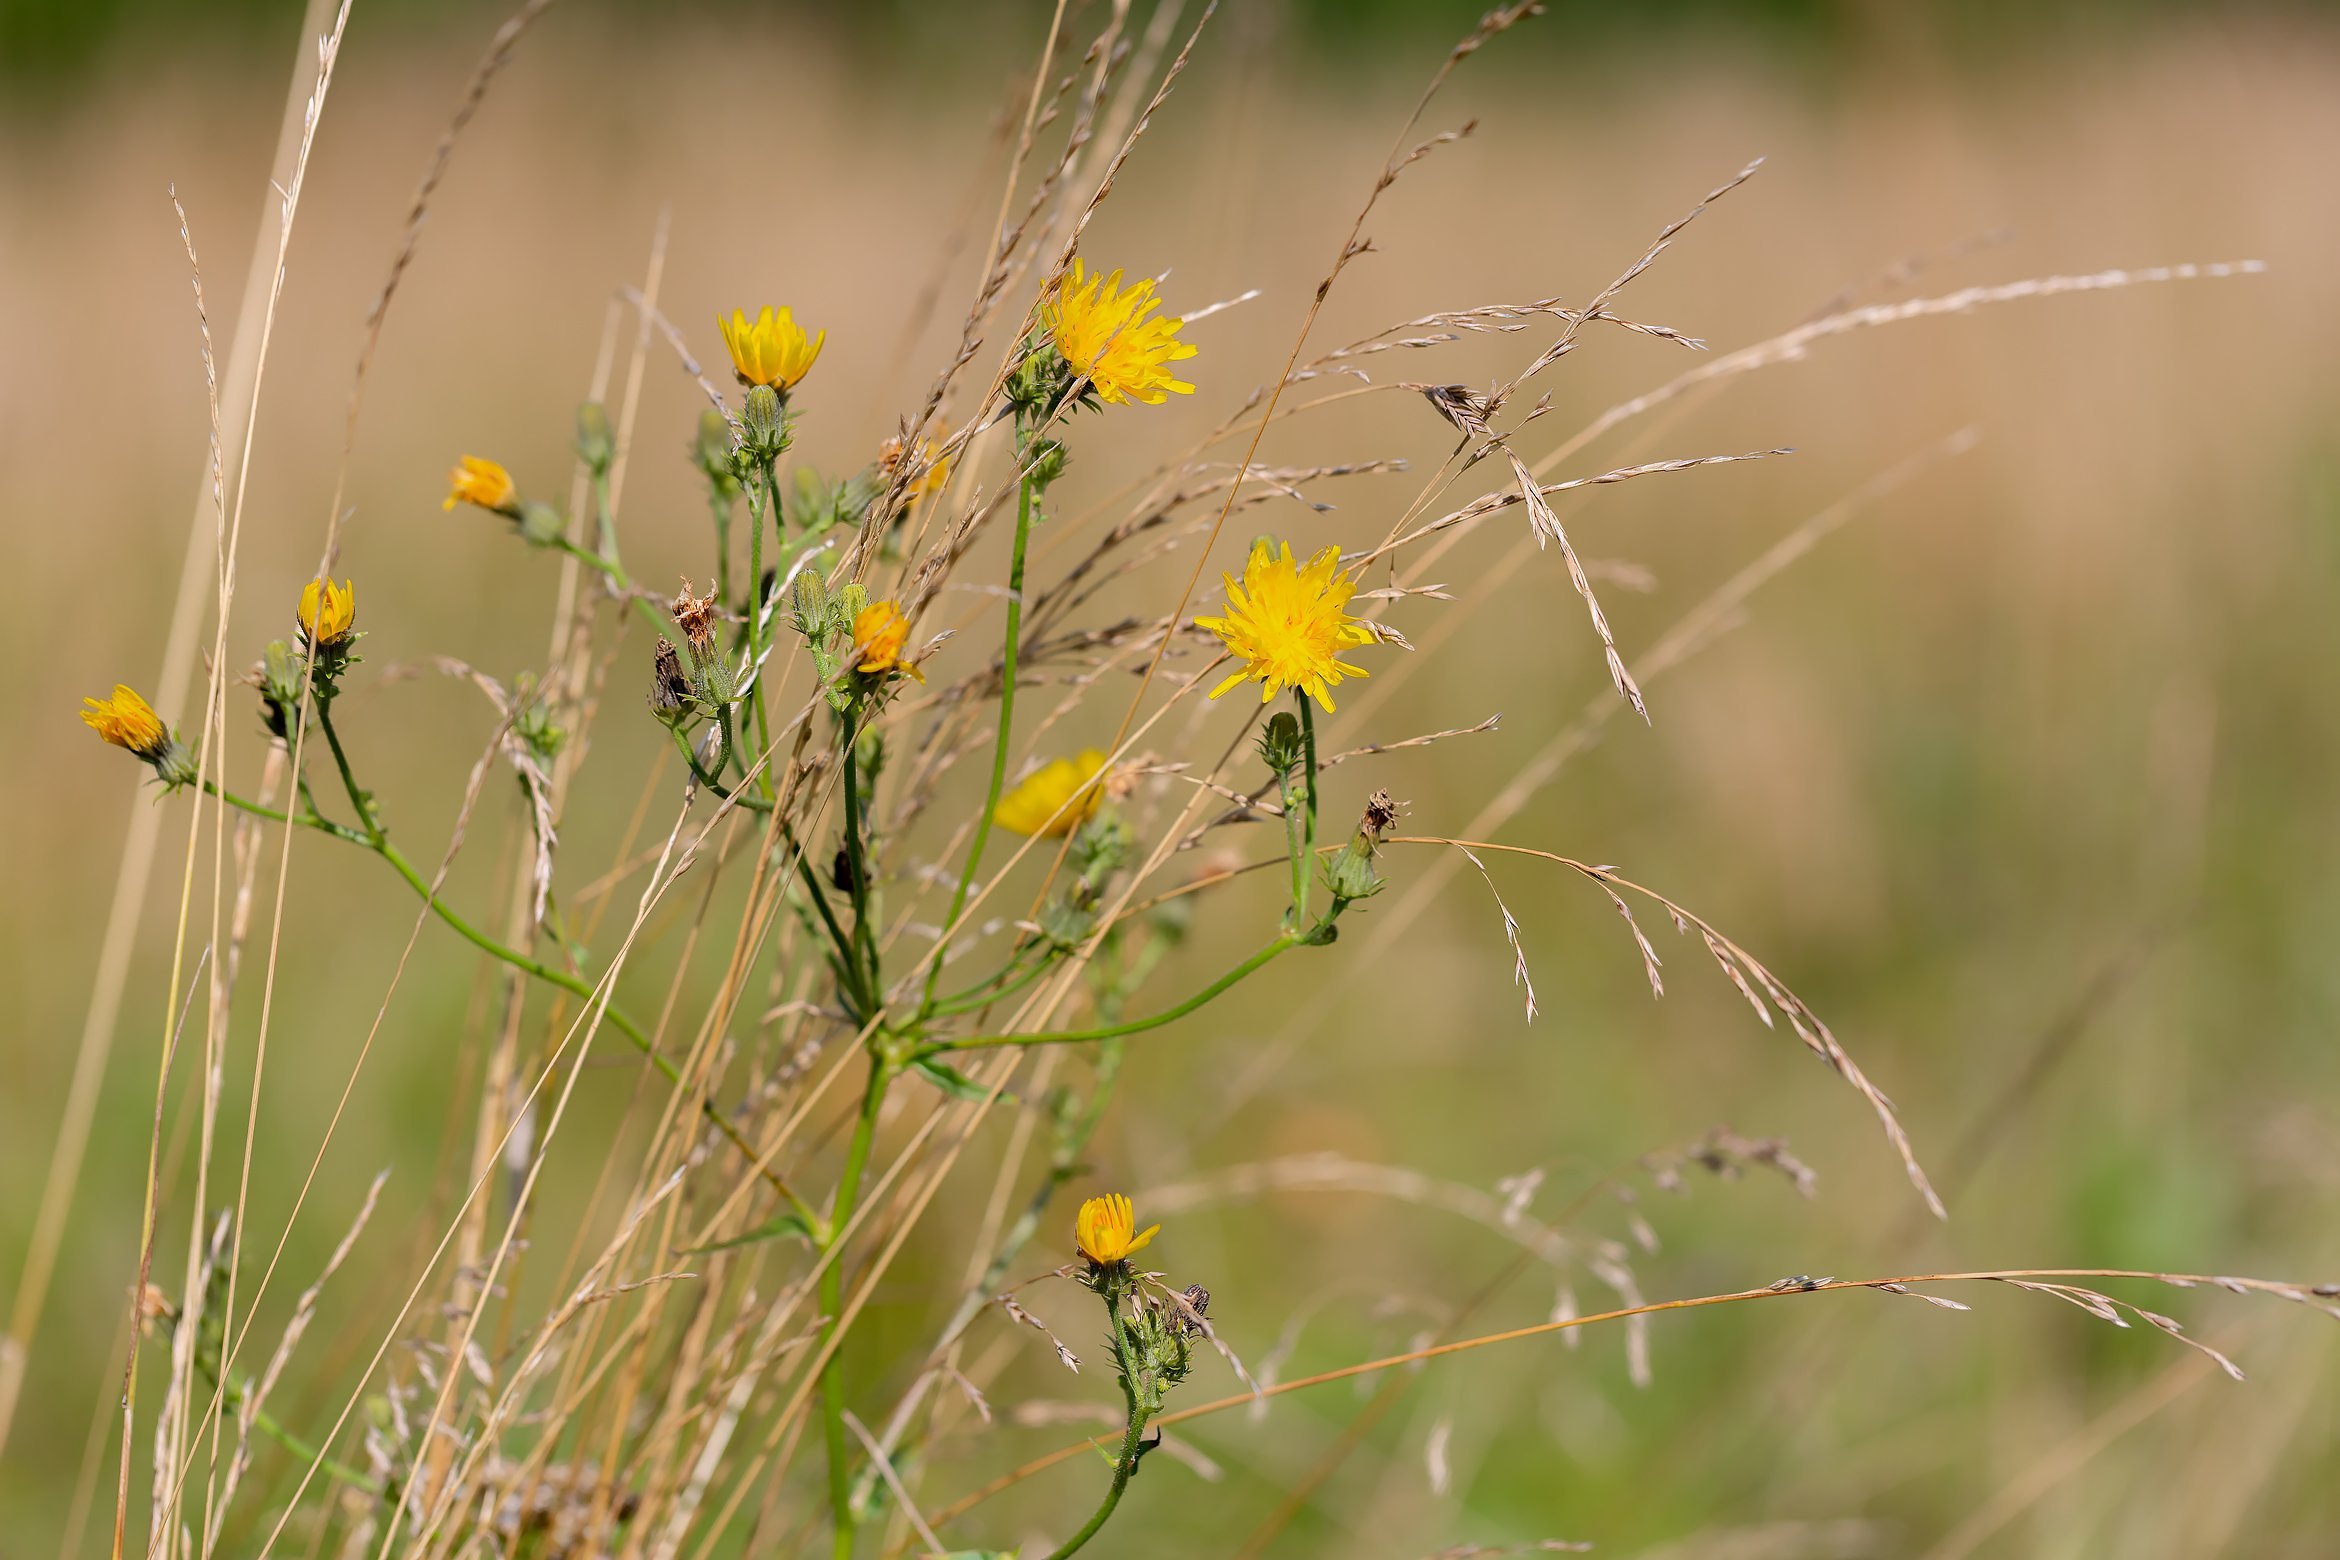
<box><xmin>518</xmin><ymin>502</ymin><xmax>567</xmax><ymax>548</ymax></box>
<box><xmin>1023</xmin><ymin>434</ymin><xmax>1067</xmax><ymax>491</ymax></box>
<box><xmin>693</xmin><ymin>410</ymin><xmax>741</xmax><ymax>499</ymax></box>
<box><xmin>792</xmin><ymin>567</ymin><xmax>830</xmax><ymax>639</ymax></box>
<box><xmin>739</xmin><ymin>383</ymin><xmax>789</xmax><ymax>465</ymax></box>
<box><xmin>1256</xmin><ymin>711</ymin><xmax>1303</xmax><ymax>775</ymax></box>
<box><xmin>574</xmin><ymin>401</ymin><xmax>614</xmax><ymax>475</ymax></box>
<box><xmin>253</xmin><ymin>640</ymin><xmax>304</xmax><ymax>740</ymax></box>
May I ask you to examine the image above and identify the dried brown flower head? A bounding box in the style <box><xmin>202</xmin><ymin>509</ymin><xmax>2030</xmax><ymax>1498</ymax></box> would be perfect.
<box><xmin>670</xmin><ymin>578</ymin><xmax>719</xmax><ymax>656</ymax></box>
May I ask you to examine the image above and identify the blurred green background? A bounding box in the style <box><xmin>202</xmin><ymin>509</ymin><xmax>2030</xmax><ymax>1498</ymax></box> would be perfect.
<box><xmin>5</xmin><ymin>0</ymin><xmax>2339</xmax><ymax>1554</ymax></box>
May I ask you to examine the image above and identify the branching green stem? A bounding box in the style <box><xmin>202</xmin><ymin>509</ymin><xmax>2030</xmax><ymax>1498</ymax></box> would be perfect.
<box><xmin>1045</xmin><ymin>1297</ymin><xmax>1150</xmax><ymax>1560</ymax></box>
<box><xmin>917</xmin><ymin>935</ymin><xmax>1304</xmax><ymax>1057</ymax></box>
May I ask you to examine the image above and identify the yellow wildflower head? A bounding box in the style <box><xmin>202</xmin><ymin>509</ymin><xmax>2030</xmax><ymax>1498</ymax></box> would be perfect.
<box><xmin>81</xmin><ymin>684</ymin><xmax>170</xmax><ymax>760</ymax></box>
<box><xmin>994</xmin><ymin>749</ymin><xmax>1109</xmax><ymax>838</ymax></box>
<box><xmin>719</xmin><ymin>306</ymin><xmax>825</xmax><ymax>392</ymax></box>
<box><xmin>851</xmin><ymin>599</ymin><xmax>923</xmax><ymax>684</ymax></box>
<box><xmin>444</xmin><ymin>455</ymin><xmax>517</xmax><ymax>515</ymax></box>
<box><xmin>1195</xmin><ymin>539</ymin><xmax>1377</xmax><ymax>714</ymax></box>
<box><xmin>1075</xmin><ymin>1193</ymin><xmax>1157</xmax><ymax>1267</ymax></box>
<box><xmin>296</xmin><ymin>577</ymin><xmax>356</xmax><ymax>647</ymax></box>
<box><xmin>1045</xmin><ymin>259</ymin><xmax>1197</xmax><ymax>407</ymax></box>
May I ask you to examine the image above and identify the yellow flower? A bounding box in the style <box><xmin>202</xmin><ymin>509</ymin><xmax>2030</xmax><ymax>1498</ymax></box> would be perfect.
<box><xmin>81</xmin><ymin>684</ymin><xmax>169</xmax><ymax>759</ymax></box>
<box><xmin>851</xmin><ymin>599</ymin><xmax>924</xmax><ymax>684</ymax></box>
<box><xmin>444</xmin><ymin>455</ymin><xmax>517</xmax><ymax>514</ymax></box>
<box><xmin>719</xmin><ymin>306</ymin><xmax>826</xmax><ymax>392</ymax></box>
<box><xmin>1195</xmin><ymin>539</ymin><xmax>1377</xmax><ymax>714</ymax></box>
<box><xmin>1075</xmin><ymin>1193</ymin><xmax>1158</xmax><ymax>1266</ymax></box>
<box><xmin>995</xmin><ymin>749</ymin><xmax>1109</xmax><ymax>837</ymax></box>
<box><xmin>297</xmin><ymin>577</ymin><xmax>356</xmax><ymax>646</ymax></box>
<box><xmin>1045</xmin><ymin>259</ymin><xmax>1196</xmax><ymax>406</ymax></box>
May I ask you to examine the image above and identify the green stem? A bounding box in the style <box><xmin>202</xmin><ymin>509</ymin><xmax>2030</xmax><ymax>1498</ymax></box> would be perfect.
<box><xmin>924</xmin><ymin>949</ymin><xmax>1056</xmax><ymax>1020</ymax></box>
<box><xmin>1045</xmin><ymin>1297</ymin><xmax>1151</xmax><ymax>1560</ymax></box>
<box><xmin>204</xmin><ymin>1357</ymin><xmax>380</xmax><ymax>1496</ymax></box>
<box><xmin>1298</xmin><ymin>695</ymin><xmax>1320</xmax><ymax>925</ymax></box>
<box><xmin>919</xmin><ymin>935</ymin><xmax>1301</xmax><ymax>1056</ymax></box>
<box><xmin>745</xmin><ymin>466</ymin><xmax>781</xmax><ymax>794</ymax></box>
<box><xmin>790</xmin><ymin>836</ymin><xmax>873</xmax><ymax>1021</ymax></box>
<box><xmin>919</xmin><ymin>454</ymin><xmax>1037</xmax><ymax>1018</ymax></box>
<box><xmin>670</xmin><ymin>726</ymin><xmax>774</xmax><ymax>813</ymax></box>
<box><xmin>591</xmin><ymin>467</ymin><xmax>618</xmax><ymax>563</ymax></box>
<box><xmin>820</xmin><ymin>1053</ymin><xmax>893</xmax><ymax>1559</ymax></box>
<box><xmin>841</xmin><ymin>725</ymin><xmax>881</xmax><ymax>996</ymax></box>
<box><xmin>552</xmin><ymin>536</ymin><xmax>671</xmax><ymax>640</ymax></box>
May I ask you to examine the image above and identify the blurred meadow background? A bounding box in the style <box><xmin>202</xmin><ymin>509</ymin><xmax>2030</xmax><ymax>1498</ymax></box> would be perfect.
<box><xmin>6</xmin><ymin>0</ymin><xmax>2340</xmax><ymax>1554</ymax></box>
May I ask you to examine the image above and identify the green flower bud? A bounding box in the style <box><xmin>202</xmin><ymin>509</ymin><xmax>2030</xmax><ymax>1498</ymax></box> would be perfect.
<box><xmin>518</xmin><ymin>501</ymin><xmax>567</xmax><ymax>548</ymax></box>
<box><xmin>574</xmin><ymin>401</ymin><xmax>614</xmax><ymax>475</ymax></box>
<box><xmin>693</xmin><ymin>410</ymin><xmax>741</xmax><ymax>499</ymax></box>
<box><xmin>1256</xmin><ymin>711</ymin><xmax>1303</xmax><ymax>776</ymax></box>
<box><xmin>739</xmin><ymin>383</ymin><xmax>789</xmax><ymax>465</ymax></box>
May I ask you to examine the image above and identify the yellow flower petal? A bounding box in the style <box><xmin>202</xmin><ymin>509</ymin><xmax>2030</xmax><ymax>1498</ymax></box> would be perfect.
<box><xmin>1044</xmin><ymin>260</ymin><xmax>1198</xmax><ymax>408</ymax></box>
<box><xmin>1197</xmin><ymin>538</ymin><xmax>1375</xmax><ymax>715</ymax></box>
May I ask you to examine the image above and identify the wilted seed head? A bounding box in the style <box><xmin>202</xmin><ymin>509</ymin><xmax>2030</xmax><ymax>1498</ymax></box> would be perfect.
<box><xmin>671</xmin><ymin>579</ymin><xmax>720</xmax><ymax>658</ymax></box>
<box><xmin>648</xmin><ymin>640</ymin><xmax>694</xmax><ymax>727</ymax></box>
<box><xmin>1177</xmin><ymin>1283</ymin><xmax>1211</xmax><ymax>1338</ymax></box>
<box><xmin>1326</xmin><ymin>788</ymin><xmax>1402</xmax><ymax>905</ymax></box>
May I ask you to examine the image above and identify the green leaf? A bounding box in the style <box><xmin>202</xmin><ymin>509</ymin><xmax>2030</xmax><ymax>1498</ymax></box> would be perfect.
<box><xmin>678</xmin><ymin>1209</ymin><xmax>813</xmax><ymax>1255</ymax></box>
<box><xmin>911</xmin><ymin>1055</ymin><xmax>997</xmax><ymax>1103</ymax></box>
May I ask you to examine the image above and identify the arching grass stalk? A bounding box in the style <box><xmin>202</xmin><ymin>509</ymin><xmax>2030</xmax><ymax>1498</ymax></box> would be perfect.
<box><xmin>919</xmin><ymin>435</ymin><xmax>1040</xmax><ymax>1019</ymax></box>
